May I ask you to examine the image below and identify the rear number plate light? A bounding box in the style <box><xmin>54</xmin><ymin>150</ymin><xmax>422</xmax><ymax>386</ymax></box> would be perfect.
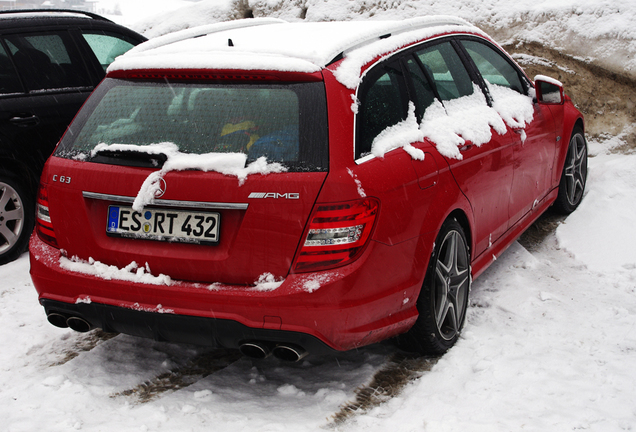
<box><xmin>106</xmin><ymin>206</ymin><xmax>220</xmax><ymax>244</ymax></box>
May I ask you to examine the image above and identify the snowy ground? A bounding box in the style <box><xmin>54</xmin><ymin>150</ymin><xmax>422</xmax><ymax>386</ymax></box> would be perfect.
<box><xmin>2</xmin><ymin>1</ymin><xmax>635</xmax><ymax>431</ymax></box>
<box><xmin>4</xmin><ymin>144</ymin><xmax>635</xmax><ymax>431</ymax></box>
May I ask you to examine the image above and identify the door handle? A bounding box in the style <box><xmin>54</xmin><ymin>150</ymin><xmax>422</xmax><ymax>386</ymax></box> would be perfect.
<box><xmin>10</xmin><ymin>114</ymin><xmax>40</xmax><ymax>127</ymax></box>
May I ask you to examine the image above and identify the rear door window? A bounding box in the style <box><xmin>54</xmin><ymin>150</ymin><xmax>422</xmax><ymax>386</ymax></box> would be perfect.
<box><xmin>415</xmin><ymin>41</ymin><xmax>474</xmax><ymax>101</ymax></box>
<box><xmin>460</xmin><ymin>39</ymin><xmax>525</xmax><ymax>93</ymax></box>
<box><xmin>404</xmin><ymin>56</ymin><xmax>436</xmax><ymax>121</ymax></box>
<box><xmin>4</xmin><ymin>31</ymin><xmax>91</xmax><ymax>91</ymax></box>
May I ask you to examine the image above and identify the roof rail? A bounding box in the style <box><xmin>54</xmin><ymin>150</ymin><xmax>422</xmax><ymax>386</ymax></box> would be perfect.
<box><xmin>129</xmin><ymin>17</ymin><xmax>287</xmax><ymax>55</ymax></box>
<box><xmin>326</xmin><ymin>16</ymin><xmax>471</xmax><ymax>65</ymax></box>
<box><xmin>0</xmin><ymin>9</ymin><xmax>113</xmax><ymax>22</ymax></box>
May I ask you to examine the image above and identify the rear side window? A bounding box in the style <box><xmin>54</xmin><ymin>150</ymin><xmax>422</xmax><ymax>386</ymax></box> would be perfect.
<box><xmin>356</xmin><ymin>60</ymin><xmax>408</xmax><ymax>158</ymax></box>
<box><xmin>460</xmin><ymin>39</ymin><xmax>525</xmax><ymax>93</ymax></box>
<box><xmin>56</xmin><ymin>79</ymin><xmax>328</xmax><ymax>172</ymax></box>
<box><xmin>4</xmin><ymin>32</ymin><xmax>91</xmax><ymax>91</ymax></box>
<box><xmin>81</xmin><ymin>32</ymin><xmax>136</xmax><ymax>72</ymax></box>
<box><xmin>415</xmin><ymin>41</ymin><xmax>474</xmax><ymax>101</ymax></box>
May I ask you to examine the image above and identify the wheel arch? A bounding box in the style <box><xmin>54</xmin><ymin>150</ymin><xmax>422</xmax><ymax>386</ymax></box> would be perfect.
<box><xmin>447</xmin><ymin>208</ymin><xmax>472</xmax><ymax>259</ymax></box>
<box><xmin>553</xmin><ymin>115</ymin><xmax>586</xmax><ymax>188</ymax></box>
<box><xmin>0</xmin><ymin>156</ymin><xmax>40</xmax><ymax>197</ymax></box>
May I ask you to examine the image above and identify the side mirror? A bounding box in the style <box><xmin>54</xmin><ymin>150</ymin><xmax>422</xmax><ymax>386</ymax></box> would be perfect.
<box><xmin>534</xmin><ymin>75</ymin><xmax>564</xmax><ymax>105</ymax></box>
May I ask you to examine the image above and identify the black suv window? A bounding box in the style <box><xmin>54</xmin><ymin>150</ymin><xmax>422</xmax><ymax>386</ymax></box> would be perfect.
<box><xmin>0</xmin><ymin>42</ymin><xmax>21</xmax><ymax>94</ymax></box>
<box><xmin>4</xmin><ymin>31</ymin><xmax>91</xmax><ymax>91</ymax></box>
<box><xmin>415</xmin><ymin>41</ymin><xmax>474</xmax><ymax>101</ymax></box>
<box><xmin>356</xmin><ymin>60</ymin><xmax>408</xmax><ymax>158</ymax></box>
<box><xmin>460</xmin><ymin>39</ymin><xmax>525</xmax><ymax>94</ymax></box>
<box><xmin>81</xmin><ymin>32</ymin><xmax>137</xmax><ymax>72</ymax></box>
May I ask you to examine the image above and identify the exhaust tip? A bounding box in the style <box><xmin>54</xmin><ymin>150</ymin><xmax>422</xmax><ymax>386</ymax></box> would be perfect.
<box><xmin>239</xmin><ymin>341</ymin><xmax>272</xmax><ymax>359</ymax></box>
<box><xmin>272</xmin><ymin>344</ymin><xmax>308</xmax><ymax>362</ymax></box>
<box><xmin>47</xmin><ymin>312</ymin><xmax>69</xmax><ymax>328</ymax></box>
<box><xmin>66</xmin><ymin>316</ymin><xmax>92</xmax><ymax>333</ymax></box>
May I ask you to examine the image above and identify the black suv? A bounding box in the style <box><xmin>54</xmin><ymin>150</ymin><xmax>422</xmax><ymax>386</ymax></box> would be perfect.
<box><xmin>0</xmin><ymin>9</ymin><xmax>146</xmax><ymax>264</ymax></box>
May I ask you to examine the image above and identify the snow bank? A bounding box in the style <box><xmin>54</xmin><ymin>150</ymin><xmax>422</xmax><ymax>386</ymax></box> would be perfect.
<box><xmin>111</xmin><ymin>0</ymin><xmax>636</xmax><ymax>79</ymax></box>
<box><xmin>556</xmin><ymin>153</ymin><xmax>636</xmax><ymax>272</ymax></box>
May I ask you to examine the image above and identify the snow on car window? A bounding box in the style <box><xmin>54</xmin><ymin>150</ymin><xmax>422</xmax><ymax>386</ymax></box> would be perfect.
<box><xmin>369</xmin><ymin>84</ymin><xmax>534</xmax><ymax>160</ymax></box>
<box><xmin>370</xmin><ymin>102</ymin><xmax>425</xmax><ymax>160</ymax></box>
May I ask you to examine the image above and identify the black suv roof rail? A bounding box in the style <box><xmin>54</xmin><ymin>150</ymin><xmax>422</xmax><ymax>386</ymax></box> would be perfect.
<box><xmin>0</xmin><ymin>9</ymin><xmax>113</xmax><ymax>23</ymax></box>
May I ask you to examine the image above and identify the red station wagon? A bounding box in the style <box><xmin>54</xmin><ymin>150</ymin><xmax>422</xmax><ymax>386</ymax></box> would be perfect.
<box><xmin>29</xmin><ymin>17</ymin><xmax>587</xmax><ymax>361</ymax></box>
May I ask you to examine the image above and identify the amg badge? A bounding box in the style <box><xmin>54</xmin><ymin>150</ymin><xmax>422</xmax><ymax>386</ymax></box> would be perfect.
<box><xmin>248</xmin><ymin>192</ymin><xmax>300</xmax><ymax>199</ymax></box>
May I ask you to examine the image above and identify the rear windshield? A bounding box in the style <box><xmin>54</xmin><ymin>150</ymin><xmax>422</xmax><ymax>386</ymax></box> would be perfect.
<box><xmin>56</xmin><ymin>78</ymin><xmax>329</xmax><ymax>171</ymax></box>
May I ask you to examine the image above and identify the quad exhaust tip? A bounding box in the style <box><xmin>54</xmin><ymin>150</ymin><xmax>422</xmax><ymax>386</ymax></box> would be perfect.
<box><xmin>66</xmin><ymin>316</ymin><xmax>92</xmax><ymax>333</ymax></box>
<box><xmin>272</xmin><ymin>344</ymin><xmax>308</xmax><ymax>362</ymax></box>
<box><xmin>239</xmin><ymin>341</ymin><xmax>272</xmax><ymax>359</ymax></box>
<box><xmin>47</xmin><ymin>312</ymin><xmax>69</xmax><ymax>328</ymax></box>
<box><xmin>47</xmin><ymin>313</ymin><xmax>92</xmax><ymax>333</ymax></box>
<box><xmin>239</xmin><ymin>341</ymin><xmax>308</xmax><ymax>362</ymax></box>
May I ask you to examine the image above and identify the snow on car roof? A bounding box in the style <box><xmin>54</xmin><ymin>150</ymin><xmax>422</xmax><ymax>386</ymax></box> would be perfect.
<box><xmin>109</xmin><ymin>16</ymin><xmax>487</xmax><ymax>87</ymax></box>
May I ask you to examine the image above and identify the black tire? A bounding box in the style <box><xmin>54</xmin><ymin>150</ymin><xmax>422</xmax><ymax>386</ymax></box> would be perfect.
<box><xmin>553</xmin><ymin>127</ymin><xmax>587</xmax><ymax>214</ymax></box>
<box><xmin>397</xmin><ymin>218</ymin><xmax>471</xmax><ymax>355</ymax></box>
<box><xmin>0</xmin><ymin>175</ymin><xmax>34</xmax><ymax>265</ymax></box>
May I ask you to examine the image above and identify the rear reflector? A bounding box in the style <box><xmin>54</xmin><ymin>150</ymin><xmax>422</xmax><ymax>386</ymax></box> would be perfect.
<box><xmin>35</xmin><ymin>183</ymin><xmax>58</xmax><ymax>248</ymax></box>
<box><xmin>293</xmin><ymin>198</ymin><xmax>379</xmax><ymax>272</ymax></box>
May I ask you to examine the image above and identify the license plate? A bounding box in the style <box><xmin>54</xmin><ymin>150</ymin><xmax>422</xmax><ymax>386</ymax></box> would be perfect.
<box><xmin>107</xmin><ymin>206</ymin><xmax>220</xmax><ymax>244</ymax></box>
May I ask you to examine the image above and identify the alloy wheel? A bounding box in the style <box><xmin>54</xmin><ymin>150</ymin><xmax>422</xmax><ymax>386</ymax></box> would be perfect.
<box><xmin>564</xmin><ymin>133</ymin><xmax>587</xmax><ymax>207</ymax></box>
<box><xmin>0</xmin><ymin>182</ymin><xmax>25</xmax><ymax>255</ymax></box>
<box><xmin>433</xmin><ymin>229</ymin><xmax>470</xmax><ymax>341</ymax></box>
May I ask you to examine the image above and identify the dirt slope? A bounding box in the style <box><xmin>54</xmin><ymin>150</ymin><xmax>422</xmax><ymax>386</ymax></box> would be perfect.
<box><xmin>503</xmin><ymin>41</ymin><xmax>636</xmax><ymax>152</ymax></box>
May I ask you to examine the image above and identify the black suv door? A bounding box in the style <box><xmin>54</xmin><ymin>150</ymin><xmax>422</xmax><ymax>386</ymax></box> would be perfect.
<box><xmin>0</xmin><ymin>14</ymin><xmax>145</xmax><ymax>265</ymax></box>
<box><xmin>0</xmin><ymin>30</ymin><xmax>95</xmax><ymax>177</ymax></box>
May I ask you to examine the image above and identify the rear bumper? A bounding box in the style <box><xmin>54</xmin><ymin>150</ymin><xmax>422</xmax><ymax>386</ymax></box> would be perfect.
<box><xmin>29</xmin><ymin>234</ymin><xmax>424</xmax><ymax>352</ymax></box>
<box><xmin>40</xmin><ymin>298</ymin><xmax>337</xmax><ymax>355</ymax></box>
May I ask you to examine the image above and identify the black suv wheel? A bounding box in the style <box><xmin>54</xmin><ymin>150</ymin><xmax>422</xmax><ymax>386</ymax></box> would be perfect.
<box><xmin>0</xmin><ymin>174</ymin><xmax>32</xmax><ymax>265</ymax></box>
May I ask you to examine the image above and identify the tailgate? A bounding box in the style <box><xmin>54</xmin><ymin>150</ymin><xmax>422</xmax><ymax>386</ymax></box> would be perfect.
<box><xmin>45</xmin><ymin>157</ymin><xmax>326</xmax><ymax>285</ymax></box>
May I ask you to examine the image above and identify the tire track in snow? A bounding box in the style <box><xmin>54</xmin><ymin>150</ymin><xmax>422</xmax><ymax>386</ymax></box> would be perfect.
<box><xmin>330</xmin><ymin>352</ymin><xmax>438</xmax><ymax>426</ymax></box>
<box><xmin>50</xmin><ymin>330</ymin><xmax>119</xmax><ymax>366</ymax></box>
<box><xmin>328</xmin><ymin>211</ymin><xmax>565</xmax><ymax>426</ymax></box>
<box><xmin>112</xmin><ymin>348</ymin><xmax>243</xmax><ymax>403</ymax></box>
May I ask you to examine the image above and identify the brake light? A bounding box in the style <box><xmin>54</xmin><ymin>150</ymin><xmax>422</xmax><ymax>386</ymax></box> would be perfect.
<box><xmin>293</xmin><ymin>198</ymin><xmax>379</xmax><ymax>272</ymax></box>
<box><xmin>35</xmin><ymin>183</ymin><xmax>58</xmax><ymax>248</ymax></box>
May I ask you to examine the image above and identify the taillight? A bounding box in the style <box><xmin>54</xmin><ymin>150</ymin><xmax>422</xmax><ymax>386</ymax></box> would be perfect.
<box><xmin>35</xmin><ymin>183</ymin><xmax>58</xmax><ymax>248</ymax></box>
<box><xmin>293</xmin><ymin>198</ymin><xmax>379</xmax><ymax>273</ymax></box>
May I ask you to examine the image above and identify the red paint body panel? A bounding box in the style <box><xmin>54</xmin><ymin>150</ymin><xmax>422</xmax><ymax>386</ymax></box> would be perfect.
<box><xmin>43</xmin><ymin>158</ymin><xmax>326</xmax><ymax>284</ymax></box>
<box><xmin>29</xmin><ymin>25</ymin><xmax>585</xmax><ymax>354</ymax></box>
<box><xmin>31</xmin><ymin>230</ymin><xmax>425</xmax><ymax>351</ymax></box>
